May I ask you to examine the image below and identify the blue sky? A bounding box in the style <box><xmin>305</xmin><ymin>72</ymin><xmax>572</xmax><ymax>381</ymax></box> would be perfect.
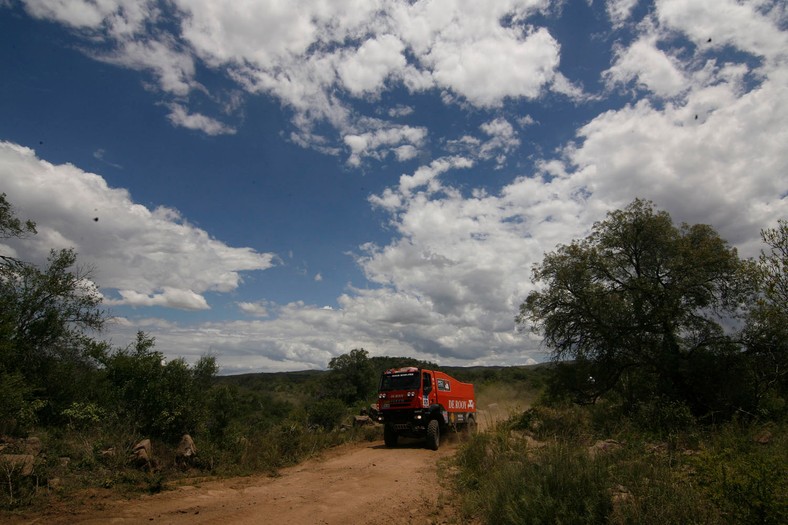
<box><xmin>1</xmin><ymin>0</ymin><xmax>786</xmax><ymax>373</ymax></box>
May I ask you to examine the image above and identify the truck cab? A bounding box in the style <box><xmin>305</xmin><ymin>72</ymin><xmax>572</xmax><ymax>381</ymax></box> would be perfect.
<box><xmin>376</xmin><ymin>367</ymin><xmax>476</xmax><ymax>450</ymax></box>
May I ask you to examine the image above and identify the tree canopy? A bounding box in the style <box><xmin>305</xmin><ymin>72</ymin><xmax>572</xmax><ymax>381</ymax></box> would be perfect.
<box><xmin>740</xmin><ymin>219</ymin><xmax>788</xmax><ymax>411</ymax></box>
<box><xmin>518</xmin><ymin>199</ymin><xmax>758</xmax><ymax>418</ymax></box>
<box><xmin>1</xmin><ymin>194</ymin><xmax>106</xmax><ymax>427</ymax></box>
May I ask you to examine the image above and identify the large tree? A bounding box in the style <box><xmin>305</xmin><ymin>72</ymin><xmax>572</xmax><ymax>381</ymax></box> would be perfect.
<box><xmin>518</xmin><ymin>199</ymin><xmax>746</xmax><ymax>415</ymax></box>
<box><xmin>740</xmin><ymin>219</ymin><xmax>788</xmax><ymax>412</ymax></box>
<box><xmin>1</xmin><ymin>194</ymin><xmax>106</xmax><ymax>427</ymax></box>
<box><xmin>321</xmin><ymin>348</ymin><xmax>376</xmax><ymax>405</ymax></box>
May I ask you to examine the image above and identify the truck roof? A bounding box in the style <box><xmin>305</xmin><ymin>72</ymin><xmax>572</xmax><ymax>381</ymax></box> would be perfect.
<box><xmin>382</xmin><ymin>367</ymin><xmax>420</xmax><ymax>374</ymax></box>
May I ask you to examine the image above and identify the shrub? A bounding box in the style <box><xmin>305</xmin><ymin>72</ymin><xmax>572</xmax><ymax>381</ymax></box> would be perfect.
<box><xmin>456</xmin><ymin>431</ymin><xmax>611</xmax><ymax>525</ymax></box>
<box><xmin>307</xmin><ymin>398</ymin><xmax>347</xmax><ymax>431</ymax></box>
<box><xmin>631</xmin><ymin>396</ymin><xmax>696</xmax><ymax>436</ymax></box>
<box><xmin>692</xmin><ymin>423</ymin><xmax>788</xmax><ymax>525</ymax></box>
<box><xmin>513</xmin><ymin>405</ymin><xmax>593</xmax><ymax>443</ymax></box>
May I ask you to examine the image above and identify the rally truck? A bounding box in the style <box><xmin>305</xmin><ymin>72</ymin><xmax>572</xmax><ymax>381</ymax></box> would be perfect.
<box><xmin>376</xmin><ymin>367</ymin><xmax>476</xmax><ymax>450</ymax></box>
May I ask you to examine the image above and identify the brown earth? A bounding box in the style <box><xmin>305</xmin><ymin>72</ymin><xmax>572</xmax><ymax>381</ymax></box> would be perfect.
<box><xmin>9</xmin><ymin>435</ymin><xmax>469</xmax><ymax>525</ymax></box>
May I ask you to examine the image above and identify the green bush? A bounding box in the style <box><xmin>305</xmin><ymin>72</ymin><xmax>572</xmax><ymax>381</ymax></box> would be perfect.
<box><xmin>307</xmin><ymin>398</ymin><xmax>347</xmax><ymax>431</ymax></box>
<box><xmin>513</xmin><ymin>405</ymin><xmax>593</xmax><ymax>443</ymax></box>
<box><xmin>100</xmin><ymin>332</ymin><xmax>217</xmax><ymax>442</ymax></box>
<box><xmin>0</xmin><ymin>371</ymin><xmax>45</xmax><ymax>435</ymax></box>
<box><xmin>631</xmin><ymin>396</ymin><xmax>697</xmax><ymax>436</ymax></box>
<box><xmin>692</xmin><ymin>423</ymin><xmax>788</xmax><ymax>525</ymax></box>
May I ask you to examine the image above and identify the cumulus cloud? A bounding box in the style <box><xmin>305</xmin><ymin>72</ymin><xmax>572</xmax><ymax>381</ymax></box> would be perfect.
<box><xmin>95</xmin><ymin>37</ymin><xmax>198</xmax><ymax>97</ymax></box>
<box><xmin>14</xmin><ymin>0</ymin><xmax>569</xmax><ymax>162</ymax></box>
<box><xmin>0</xmin><ymin>142</ymin><xmax>275</xmax><ymax>310</ymax></box>
<box><xmin>606</xmin><ymin>0</ymin><xmax>638</xmax><ymax>28</ymax></box>
<box><xmin>479</xmin><ymin>118</ymin><xmax>521</xmax><ymax>166</ymax></box>
<box><xmin>442</xmin><ymin>118</ymin><xmax>520</xmax><ymax>167</ymax></box>
<box><xmin>237</xmin><ymin>301</ymin><xmax>271</xmax><ymax>317</ymax></box>
<box><xmin>605</xmin><ymin>37</ymin><xmax>688</xmax><ymax>97</ymax></box>
<box><xmin>388</xmin><ymin>105</ymin><xmax>414</xmax><ymax>118</ymax></box>
<box><xmin>425</xmin><ymin>26</ymin><xmax>561</xmax><ymax>107</ymax></box>
<box><xmin>338</xmin><ymin>34</ymin><xmax>407</xmax><ymax>96</ymax></box>
<box><xmin>343</xmin><ymin>124</ymin><xmax>428</xmax><ymax>167</ymax></box>
<box><xmin>166</xmin><ymin>104</ymin><xmax>237</xmax><ymax>136</ymax></box>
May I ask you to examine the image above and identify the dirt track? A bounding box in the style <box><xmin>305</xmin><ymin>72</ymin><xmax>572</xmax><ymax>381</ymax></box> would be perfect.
<box><xmin>17</xmin><ymin>435</ymin><xmax>466</xmax><ymax>525</ymax></box>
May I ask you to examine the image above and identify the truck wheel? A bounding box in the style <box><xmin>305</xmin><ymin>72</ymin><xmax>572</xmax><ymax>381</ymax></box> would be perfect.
<box><xmin>426</xmin><ymin>419</ymin><xmax>440</xmax><ymax>450</ymax></box>
<box><xmin>384</xmin><ymin>424</ymin><xmax>398</xmax><ymax>447</ymax></box>
<box><xmin>465</xmin><ymin>416</ymin><xmax>478</xmax><ymax>435</ymax></box>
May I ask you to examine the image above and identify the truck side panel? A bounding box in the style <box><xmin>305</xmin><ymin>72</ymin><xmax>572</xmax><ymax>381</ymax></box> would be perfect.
<box><xmin>433</xmin><ymin>370</ymin><xmax>476</xmax><ymax>415</ymax></box>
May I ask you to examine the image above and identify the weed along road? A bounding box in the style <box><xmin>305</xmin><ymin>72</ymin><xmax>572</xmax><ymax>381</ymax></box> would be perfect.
<box><xmin>31</xmin><ymin>437</ymin><xmax>463</xmax><ymax>525</ymax></box>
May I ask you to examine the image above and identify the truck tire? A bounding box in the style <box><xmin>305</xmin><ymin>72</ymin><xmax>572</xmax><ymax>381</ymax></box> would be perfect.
<box><xmin>384</xmin><ymin>424</ymin><xmax>398</xmax><ymax>447</ymax></box>
<box><xmin>426</xmin><ymin>419</ymin><xmax>440</xmax><ymax>450</ymax></box>
<box><xmin>465</xmin><ymin>415</ymin><xmax>478</xmax><ymax>435</ymax></box>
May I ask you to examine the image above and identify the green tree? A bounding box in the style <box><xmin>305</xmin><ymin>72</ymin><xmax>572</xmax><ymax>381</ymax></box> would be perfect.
<box><xmin>0</xmin><ymin>193</ymin><xmax>36</xmax><ymax>240</ymax></box>
<box><xmin>740</xmin><ymin>219</ymin><xmax>788</xmax><ymax>415</ymax></box>
<box><xmin>0</xmin><ymin>195</ymin><xmax>105</xmax><ymax>428</ymax></box>
<box><xmin>518</xmin><ymin>199</ymin><xmax>746</xmax><ymax>417</ymax></box>
<box><xmin>102</xmin><ymin>332</ymin><xmax>218</xmax><ymax>441</ymax></box>
<box><xmin>321</xmin><ymin>348</ymin><xmax>376</xmax><ymax>405</ymax></box>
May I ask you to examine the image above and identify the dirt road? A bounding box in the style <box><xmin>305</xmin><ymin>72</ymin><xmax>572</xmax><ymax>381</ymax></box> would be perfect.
<box><xmin>19</xmin><ymin>436</ymin><xmax>465</xmax><ymax>525</ymax></box>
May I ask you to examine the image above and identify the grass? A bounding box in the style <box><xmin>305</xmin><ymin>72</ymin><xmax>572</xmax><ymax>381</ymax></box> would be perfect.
<box><xmin>451</xmin><ymin>405</ymin><xmax>787</xmax><ymax>525</ymax></box>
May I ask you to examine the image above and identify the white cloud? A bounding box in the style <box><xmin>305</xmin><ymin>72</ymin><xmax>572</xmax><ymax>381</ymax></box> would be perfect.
<box><xmin>338</xmin><ymin>34</ymin><xmax>406</xmax><ymax>96</ymax></box>
<box><xmin>166</xmin><ymin>104</ymin><xmax>237</xmax><ymax>136</ymax></box>
<box><xmin>606</xmin><ymin>0</ymin><xmax>638</xmax><ymax>28</ymax></box>
<box><xmin>0</xmin><ymin>142</ymin><xmax>275</xmax><ymax>310</ymax></box>
<box><xmin>479</xmin><ymin>118</ymin><xmax>521</xmax><ymax>166</ymax></box>
<box><xmin>393</xmin><ymin>156</ymin><xmax>474</xmax><ymax>199</ymax></box>
<box><xmin>22</xmin><ymin>0</ymin><xmax>122</xmax><ymax>28</ymax></box>
<box><xmin>237</xmin><ymin>301</ymin><xmax>271</xmax><ymax>317</ymax></box>
<box><xmin>605</xmin><ymin>37</ymin><xmax>687</xmax><ymax>97</ymax></box>
<box><xmin>95</xmin><ymin>37</ymin><xmax>198</xmax><ymax>97</ymax></box>
<box><xmin>393</xmin><ymin>145</ymin><xmax>418</xmax><ymax>162</ymax></box>
<box><xmin>441</xmin><ymin>119</ymin><xmax>520</xmax><ymax>167</ymax></box>
<box><xmin>343</xmin><ymin>124</ymin><xmax>428</xmax><ymax>167</ymax></box>
<box><xmin>425</xmin><ymin>27</ymin><xmax>561</xmax><ymax>107</ymax></box>
<box><xmin>107</xmin><ymin>288</ymin><xmax>210</xmax><ymax>311</ymax></box>
<box><xmin>388</xmin><ymin>105</ymin><xmax>414</xmax><ymax>118</ymax></box>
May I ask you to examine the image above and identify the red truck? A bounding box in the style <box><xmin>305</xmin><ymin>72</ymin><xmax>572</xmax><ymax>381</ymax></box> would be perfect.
<box><xmin>376</xmin><ymin>367</ymin><xmax>477</xmax><ymax>450</ymax></box>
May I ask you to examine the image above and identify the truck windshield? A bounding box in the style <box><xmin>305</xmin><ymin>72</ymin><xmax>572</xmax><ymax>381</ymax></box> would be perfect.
<box><xmin>379</xmin><ymin>372</ymin><xmax>420</xmax><ymax>391</ymax></box>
